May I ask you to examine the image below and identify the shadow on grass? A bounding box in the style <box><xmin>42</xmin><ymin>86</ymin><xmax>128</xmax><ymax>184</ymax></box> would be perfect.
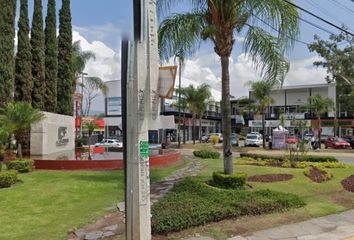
<box><xmin>67</xmin><ymin>171</ymin><xmax>124</xmax><ymax>183</ymax></box>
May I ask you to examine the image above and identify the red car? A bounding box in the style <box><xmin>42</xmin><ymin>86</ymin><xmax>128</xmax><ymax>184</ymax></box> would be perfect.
<box><xmin>325</xmin><ymin>137</ymin><xmax>351</xmax><ymax>149</ymax></box>
<box><xmin>286</xmin><ymin>136</ymin><xmax>299</xmax><ymax>144</ymax></box>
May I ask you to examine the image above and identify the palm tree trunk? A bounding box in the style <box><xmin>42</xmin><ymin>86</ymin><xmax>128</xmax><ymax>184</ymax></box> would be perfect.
<box><xmin>221</xmin><ymin>56</ymin><xmax>233</xmax><ymax>174</ymax></box>
<box><xmin>183</xmin><ymin>112</ymin><xmax>186</xmax><ymax>144</ymax></box>
<box><xmin>318</xmin><ymin>117</ymin><xmax>321</xmax><ymax>149</ymax></box>
<box><xmin>199</xmin><ymin>116</ymin><xmax>202</xmax><ymax>143</ymax></box>
<box><xmin>192</xmin><ymin>112</ymin><xmax>196</xmax><ymax>145</ymax></box>
<box><xmin>262</xmin><ymin>112</ymin><xmax>266</xmax><ymax>148</ymax></box>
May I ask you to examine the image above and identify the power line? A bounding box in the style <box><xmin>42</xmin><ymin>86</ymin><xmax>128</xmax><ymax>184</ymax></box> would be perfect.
<box><xmin>282</xmin><ymin>0</ymin><xmax>354</xmax><ymax>37</ymax></box>
<box><xmin>328</xmin><ymin>0</ymin><xmax>354</xmax><ymax>16</ymax></box>
<box><xmin>305</xmin><ymin>0</ymin><xmax>345</xmax><ymax>26</ymax></box>
<box><xmin>250</xmin><ymin>15</ymin><xmax>311</xmax><ymax>46</ymax></box>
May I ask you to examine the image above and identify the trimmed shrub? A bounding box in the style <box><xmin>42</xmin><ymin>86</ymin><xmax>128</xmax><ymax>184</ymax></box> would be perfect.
<box><xmin>151</xmin><ymin>178</ymin><xmax>305</xmax><ymax>234</ymax></box>
<box><xmin>239</xmin><ymin>153</ymin><xmax>337</xmax><ymax>163</ymax></box>
<box><xmin>304</xmin><ymin>166</ymin><xmax>333</xmax><ymax>183</ymax></box>
<box><xmin>0</xmin><ymin>171</ymin><xmax>18</xmax><ymax>188</ymax></box>
<box><xmin>212</xmin><ymin>171</ymin><xmax>247</xmax><ymax>189</ymax></box>
<box><xmin>295</xmin><ymin>161</ymin><xmax>346</xmax><ymax>169</ymax></box>
<box><xmin>193</xmin><ymin>150</ymin><xmax>220</xmax><ymax>159</ymax></box>
<box><xmin>210</xmin><ymin>135</ymin><xmax>219</xmax><ymax>145</ymax></box>
<box><xmin>6</xmin><ymin>159</ymin><xmax>34</xmax><ymax>173</ymax></box>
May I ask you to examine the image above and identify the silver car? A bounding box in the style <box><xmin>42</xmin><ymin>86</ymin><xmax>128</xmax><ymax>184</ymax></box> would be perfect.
<box><xmin>245</xmin><ymin>134</ymin><xmax>262</xmax><ymax>147</ymax></box>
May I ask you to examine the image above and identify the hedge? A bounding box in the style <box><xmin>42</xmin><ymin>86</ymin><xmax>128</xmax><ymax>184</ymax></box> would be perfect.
<box><xmin>239</xmin><ymin>153</ymin><xmax>337</xmax><ymax>163</ymax></box>
<box><xmin>212</xmin><ymin>171</ymin><xmax>247</xmax><ymax>189</ymax></box>
<box><xmin>0</xmin><ymin>171</ymin><xmax>18</xmax><ymax>188</ymax></box>
<box><xmin>6</xmin><ymin>159</ymin><xmax>34</xmax><ymax>173</ymax></box>
<box><xmin>151</xmin><ymin>178</ymin><xmax>305</xmax><ymax>234</ymax></box>
<box><xmin>193</xmin><ymin>150</ymin><xmax>220</xmax><ymax>159</ymax></box>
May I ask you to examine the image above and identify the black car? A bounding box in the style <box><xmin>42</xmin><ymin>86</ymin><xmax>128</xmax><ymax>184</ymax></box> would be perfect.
<box><xmin>343</xmin><ymin>136</ymin><xmax>354</xmax><ymax>149</ymax></box>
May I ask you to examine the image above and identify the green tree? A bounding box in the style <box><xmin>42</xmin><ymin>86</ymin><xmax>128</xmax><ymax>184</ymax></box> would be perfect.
<box><xmin>44</xmin><ymin>0</ymin><xmax>58</xmax><ymax>112</ymax></box>
<box><xmin>0</xmin><ymin>102</ymin><xmax>44</xmax><ymax>159</ymax></box>
<box><xmin>57</xmin><ymin>0</ymin><xmax>73</xmax><ymax>116</ymax></box>
<box><xmin>249</xmin><ymin>80</ymin><xmax>276</xmax><ymax>148</ymax></box>
<box><xmin>72</xmin><ymin>41</ymin><xmax>95</xmax><ymax>91</ymax></box>
<box><xmin>308</xmin><ymin>31</ymin><xmax>354</xmax><ymax>117</ymax></box>
<box><xmin>302</xmin><ymin>94</ymin><xmax>335</xmax><ymax>149</ymax></box>
<box><xmin>82</xmin><ymin>77</ymin><xmax>108</xmax><ymax>116</ymax></box>
<box><xmin>158</xmin><ymin>0</ymin><xmax>299</xmax><ymax>174</ymax></box>
<box><xmin>15</xmin><ymin>0</ymin><xmax>33</xmax><ymax>102</ymax></box>
<box><xmin>31</xmin><ymin>0</ymin><xmax>46</xmax><ymax>110</ymax></box>
<box><xmin>0</xmin><ymin>0</ymin><xmax>17</xmax><ymax>107</ymax></box>
<box><xmin>180</xmin><ymin>84</ymin><xmax>211</xmax><ymax>145</ymax></box>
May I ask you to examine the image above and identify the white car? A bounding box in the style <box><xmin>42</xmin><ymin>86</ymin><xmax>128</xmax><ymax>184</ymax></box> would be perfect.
<box><xmin>95</xmin><ymin>139</ymin><xmax>123</xmax><ymax>148</ymax></box>
<box><xmin>245</xmin><ymin>134</ymin><xmax>262</xmax><ymax>147</ymax></box>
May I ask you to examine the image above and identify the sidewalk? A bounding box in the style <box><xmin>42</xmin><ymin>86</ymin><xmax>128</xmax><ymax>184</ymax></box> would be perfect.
<box><xmin>185</xmin><ymin>210</ymin><xmax>354</xmax><ymax>240</ymax></box>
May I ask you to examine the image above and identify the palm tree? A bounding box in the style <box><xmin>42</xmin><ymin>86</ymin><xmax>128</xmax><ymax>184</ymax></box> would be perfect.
<box><xmin>0</xmin><ymin>102</ymin><xmax>44</xmax><ymax>159</ymax></box>
<box><xmin>249</xmin><ymin>80</ymin><xmax>276</xmax><ymax>148</ymax></box>
<box><xmin>72</xmin><ymin>41</ymin><xmax>95</xmax><ymax>91</ymax></box>
<box><xmin>302</xmin><ymin>94</ymin><xmax>335</xmax><ymax>149</ymax></box>
<box><xmin>158</xmin><ymin>0</ymin><xmax>299</xmax><ymax>174</ymax></box>
<box><xmin>181</xmin><ymin>84</ymin><xmax>211</xmax><ymax>144</ymax></box>
<box><xmin>82</xmin><ymin>77</ymin><xmax>108</xmax><ymax>116</ymax></box>
<box><xmin>196</xmin><ymin>99</ymin><xmax>211</xmax><ymax>143</ymax></box>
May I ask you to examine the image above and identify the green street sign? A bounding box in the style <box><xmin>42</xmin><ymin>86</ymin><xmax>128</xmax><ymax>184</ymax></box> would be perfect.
<box><xmin>139</xmin><ymin>140</ymin><xmax>149</xmax><ymax>158</ymax></box>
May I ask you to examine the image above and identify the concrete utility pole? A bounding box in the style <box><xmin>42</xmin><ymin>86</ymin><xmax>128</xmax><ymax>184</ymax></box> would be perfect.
<box><xmin>124</xmin><ymin>0</ymin><xmax>159</xmax><ymax>239</ymax></box>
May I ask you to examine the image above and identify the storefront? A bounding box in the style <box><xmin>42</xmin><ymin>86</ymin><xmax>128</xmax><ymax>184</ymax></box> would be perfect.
<box><xmin>249</xmin><ymin>119</ymin><xmax>311</xmax><ymax>136</ymax></box>
<box><xmin>311</xmin><ymin>119</ymin><xmax>354</xmax><ymax>137</ymax></box>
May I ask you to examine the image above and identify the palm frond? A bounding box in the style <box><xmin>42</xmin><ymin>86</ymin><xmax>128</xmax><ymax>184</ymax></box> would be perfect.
<box><xmin>158</xmin><ymin>11</ymin><xmax>209</xmax><ymax>62</ymax></box>
<box><xmin>245</xmin><ymin>26</ymin><xmax>290</xmax><ymax>84</ymax></box>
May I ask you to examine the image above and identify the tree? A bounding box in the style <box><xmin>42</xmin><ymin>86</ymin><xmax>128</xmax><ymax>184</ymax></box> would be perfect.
<box><xmin>180</xmin><ymin>84</ymin><xmax>211</xmax><ymax>145</ymax></box>
<box><xmin>82</xmin><ymin>77</ymin><xmax>108</xmax><ymax>116</ymax></box>
<box><xmin>158</xmin><ymin>0</ymin><xmax>299</xmax><ymax>174</ymax></box>
<box><xmin>308</xmin><ymin>31</ymin><xmax>354</xmax><ymax>117</ymax></box>
<box><xmin>15</xmin><ymin>0</ymin><xmax>33</xmax><ymax>103</ymax></box>
<box><xmin>302</xmin><ymin>94</ymin><xmax>335</xmax><ymax>149</ymax></box>
<box><xmin>72</xmin><ymin>41</ymin><xmax>95</xmax><ymax>91</ymax></box>
<box><xmin>196</xmin><ymin>99</ymin><xmax>211</xmax><ymax>143</ymax></box>
<box><xmin>0</xmin><ymin>0</ymin><xmax>17</xmax><ymax>107</ymax></box>
<box><xmin>44</xmin><ymin>0</ymin><xmax>58</xmax><ymax>112</ymax></box>
<box><xmin>57</xmin><ymin>0</ymin><xmax>73</xmax><ymax>116</ymax></box>
<box><xmin>172</xmin><ymin>90</ymin><xmax>188</xmax><ymax>144</ymax></box>
<box><xmin>249</xmin><ymin>80</ymin><xmax>276</xmax><ymax>148</ymax></box>
<box><xmin>0</xmin><ymin>102</ymin><xmax>44</xmax><ymax>159</ymax></box>
<box><xmin>31</xmin><ymin>0</ymin><xmax>46</xmax><ymax>110</ymax></box>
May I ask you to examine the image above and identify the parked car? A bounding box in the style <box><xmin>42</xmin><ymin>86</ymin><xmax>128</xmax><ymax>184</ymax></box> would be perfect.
<box><xmin>342</xmin><ymin>136</ymin><xmax>354</xmax><ymax>149</ymax></box>
<box><xmin>245</xmin><ymin>134</ymin><xmax>262</xmax><ymax>147</ymax></box>
<box><xmin>304</xmin><ymin>133</ymin><xmax>313</xmax><ymax>141</ymax></box>
<box><xmin>320</xmin><ymin>134</ymin><xmax>332</xmax><ymax>143</ymax></box>
<box><xmin>95</xmin><ymin>139</ymin><xmax>123</xmax><ymax>148</ymax></box>
<box><xmin>231</xmin><ymin>133</ymin><xmax>239</xmax><ymax>146</ymax></box>
<box><xmin>287</xmin><ymin>135</ymin><xmax>299</xmax><ymax>144</ymax></box>
<box><xmin>201</xmin><ymin>135</ymin><xmax>208</xmax><ymax>143</ymax></box>
<box><xmin>324</xmin><ymin>137</ymin><xmax>351</xmax><ymax>149</ymax></box>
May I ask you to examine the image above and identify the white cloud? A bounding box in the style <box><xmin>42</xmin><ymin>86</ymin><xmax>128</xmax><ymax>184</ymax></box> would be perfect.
<box><xmin>172</xmin><ymin>53</ymin><xmax>328</xmax><ymax>101</ymax></box>
<box><xmin>73</xmin><ymin>31</ymin><xmax>121</xmax><ymax>82</ymax></box>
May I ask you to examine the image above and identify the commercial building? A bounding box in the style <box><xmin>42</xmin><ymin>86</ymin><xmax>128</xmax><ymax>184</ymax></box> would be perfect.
<box><xmin>104</xmin><ymin>80</ymin><xmax>175</xmax><ymax>143</ymax></box>
<box><xmin>245</xmin><ymin>83</ymin><xmax>353</xmax><ymax>137</ymax></box>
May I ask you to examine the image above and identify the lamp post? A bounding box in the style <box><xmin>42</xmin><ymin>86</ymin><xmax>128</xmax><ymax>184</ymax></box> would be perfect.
<box><xmin>79</xmin><ymin>72</ymin><xmax>88</xmax><ymax>138</ymax></box>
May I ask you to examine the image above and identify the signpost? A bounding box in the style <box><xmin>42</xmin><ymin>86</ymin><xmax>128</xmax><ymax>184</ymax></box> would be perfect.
<box><xmin>122</xmin><ymin>0</ymin><xmax>159</xmax><ymax>239</ymax></box>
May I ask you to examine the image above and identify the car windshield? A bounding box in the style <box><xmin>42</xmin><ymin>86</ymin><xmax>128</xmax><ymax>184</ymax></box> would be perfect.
<box><xmin>247</xmin><ymin>135</ymin><xmax>257</xmax><ymax>139</ymax></box>
<box><xmin>335</xmin><ymin>138</ymin><xmax>345</xmax><ymax>142</ymax></box>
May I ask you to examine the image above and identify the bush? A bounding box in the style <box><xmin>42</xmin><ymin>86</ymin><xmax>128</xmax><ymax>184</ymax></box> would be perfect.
<box><xmin>239</xmin><ymin>153</ymin><xmax>337</xmax><ymax>163</ymax></box>
<box><xmin>193</xmin><ymin>150</ymin><xmax>220</xmax><ymax>159</ymax></box>
<box><xmin>304</xmin><ymin>166</ymin><xmax>333</xmax><ymax>183</ymax></box>
<box><xmin>210</xmin><ymin>135</ymin><xmax>219</xmax><ymax>145</ymax></box>
<box><xmin>151</xmin><ymin>178</ymin><xmax>305</xmax><ymax>234</ymax></box>
<box><xmin>6</xmin><ymin>159</ymin><xmax>34</xmax><ymax>173</ymax></box>
<box><xmin>212</xmin><ymin>171</ymin><xmax>247</xmax><ymax>189</ymax></box>
<box><xmin>0</xmin><ymin>170</ymin><xmax>18</xmax><ymax>188</ymax></box>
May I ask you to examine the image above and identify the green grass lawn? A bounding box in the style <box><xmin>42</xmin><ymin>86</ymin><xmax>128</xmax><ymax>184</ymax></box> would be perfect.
<box><xmin>0</xmin><ymin>159</ymin><xmax>186</xmax><ymax>240</ymax></box>
<box><xmin>199</xmin><ymin>157</ymin><xmax>354</xmax><ymax>218</ymax></box>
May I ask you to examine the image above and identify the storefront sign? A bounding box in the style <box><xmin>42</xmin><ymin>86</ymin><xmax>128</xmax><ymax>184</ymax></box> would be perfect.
<box><xmin>107</xmin><ymin>97</ymin><xmax>122</xmax><ymax>116</ymax></box>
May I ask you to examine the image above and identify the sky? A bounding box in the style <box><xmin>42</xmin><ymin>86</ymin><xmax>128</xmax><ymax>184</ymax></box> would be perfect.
<box><xmin>23</xmin><ymin>0</ymin><xmax>354</xmax><ymax>113</ymax></box>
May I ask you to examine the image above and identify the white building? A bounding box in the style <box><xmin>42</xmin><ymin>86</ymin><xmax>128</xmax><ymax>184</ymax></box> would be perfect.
<box><xmin>104</xmin><ymin>80</ymin><xmax>175</xmax><ymax>143</ymax></box>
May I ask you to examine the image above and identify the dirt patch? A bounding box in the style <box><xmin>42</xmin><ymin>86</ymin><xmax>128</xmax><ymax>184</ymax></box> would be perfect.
<box><xmin>305</xmin><ymin>167</ymin><xmax>330</xmax><ymax>183</ymax></box>
<box><xmin>342</xmin><ymin>175</ymin><xmax>354</xmax><ymax>192</ymax></box>
<box><xmin>248</xmin><ymin>174</ymin><xmax>293</xmax><ymax>183</ymax></box>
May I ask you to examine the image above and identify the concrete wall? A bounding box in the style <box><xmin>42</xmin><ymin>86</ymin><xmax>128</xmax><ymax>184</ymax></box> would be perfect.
<box><xmin>31</xmin><ymin>112</ymin><xmax>75</xmax><ymax>156</ymax></box>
